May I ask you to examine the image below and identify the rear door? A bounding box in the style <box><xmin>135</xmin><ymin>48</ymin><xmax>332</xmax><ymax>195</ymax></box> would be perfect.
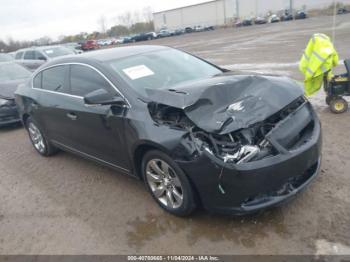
<box><xmin>32</xmin><ymin>65</ymin><xmax>74</xmax><ymax>145</ymax></box>
<box><xmin>22</xmin><ymin>50</ymin><xmax>45</xmax><ymax>70</ymax></box>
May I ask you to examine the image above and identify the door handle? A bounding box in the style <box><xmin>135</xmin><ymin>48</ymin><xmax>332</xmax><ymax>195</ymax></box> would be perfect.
<box><xmin>66</xmin><ymin>112</ymin><xmax>77</xmax><ymax>120</ymax></box>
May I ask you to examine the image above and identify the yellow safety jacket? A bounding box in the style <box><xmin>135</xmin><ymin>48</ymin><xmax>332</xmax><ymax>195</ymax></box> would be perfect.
<box><xmin>299</xmin><ymin>33</ymin><xmax>339</xmax><ymax>96</ymax></box>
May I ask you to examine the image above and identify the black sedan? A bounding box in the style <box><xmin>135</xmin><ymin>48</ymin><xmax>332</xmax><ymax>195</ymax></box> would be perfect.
<box><xmin>0</xmin><ymin>62</ymin><xmax>31</xmax><ymax>127</ymax></box>
<box><xmin>15</xmin><ymin>46</ymin><xmax>321</xmax><ymax>216</ymax></box>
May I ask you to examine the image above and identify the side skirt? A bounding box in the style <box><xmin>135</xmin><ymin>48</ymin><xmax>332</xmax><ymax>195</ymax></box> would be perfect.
<box><xmin>51</xmin><ymin>140</ymin><xmax>139</xmax><ymax>179</ymax></box>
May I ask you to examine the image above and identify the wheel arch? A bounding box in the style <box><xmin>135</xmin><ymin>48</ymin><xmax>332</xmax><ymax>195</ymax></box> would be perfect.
<box><xmin>132</xmin><ymin>141</ymin><xmax>202</xmax><ymax>208</ymax></box>
<box><xmin>22</xmin><ymin>113</ymin><xmax>30</xmax><ymax>127</ymax></box>
<box><xmin>132</xmin><ymin>141</ymin><xmax>170</xmax><ymax>180</ymax></box>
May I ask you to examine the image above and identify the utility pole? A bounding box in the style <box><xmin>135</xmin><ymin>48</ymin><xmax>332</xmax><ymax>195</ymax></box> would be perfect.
<box><xmin>223</xmin><ymin>0</ymin><xmax>227</xmax><ymax>25</ymax></box>
<box><xmin>236</xmin><ymin>0</ymin><xmax>239</xmax><ymax>19</ymax></box>
<box><xmin>332</xmin><ymin>0</ymin><xmax>337</xmax><ymax>45</ymax></box>
<box><xmin>290</xmin><ymin>0</ymin><xmax>293</xmax><ymax>16</ymax></box>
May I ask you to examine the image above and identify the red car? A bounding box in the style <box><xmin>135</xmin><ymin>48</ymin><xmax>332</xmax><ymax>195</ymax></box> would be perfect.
<box><xmin>81</xmin><ymin>40</ymin><xmax>99</xmax><ymax>51</ymax></box>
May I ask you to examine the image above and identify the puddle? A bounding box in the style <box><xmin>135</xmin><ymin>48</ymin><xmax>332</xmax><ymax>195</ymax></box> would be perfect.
<box><xmin>126</xmin><ymin>208</ymin><xmax>290</xmax><ymax>250</ymax></box>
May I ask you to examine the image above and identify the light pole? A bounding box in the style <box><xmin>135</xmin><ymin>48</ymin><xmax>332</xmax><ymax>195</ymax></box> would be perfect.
<box><xmin>332</xmin><ymin>0</ymin><xmax>337</xmax><ymax>45</ymax></box>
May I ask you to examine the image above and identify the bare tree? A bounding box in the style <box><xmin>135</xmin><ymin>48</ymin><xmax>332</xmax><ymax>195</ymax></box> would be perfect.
<box><xmin>118</xmin><ymin>11</ymin><xmax>133</xmax><ymax>27</ymax></box>
<box><xmin>133</xmin><ymin>10</ymin><xmax>141</xmax><ymax>23</ymax></box>
<box><xmin>97</xmin><ymin>15</ymin><xmax>107</xmax><ymax>34</ymax></box>
<box><xmin>35</xmin><ymin>36</ymin><xmax>52</xmax><ymax>46</ymax></box>
<box><xmin>142</xmin><ymin>6</ymin><xmax>153</xmax><ymax>22</ymax></box>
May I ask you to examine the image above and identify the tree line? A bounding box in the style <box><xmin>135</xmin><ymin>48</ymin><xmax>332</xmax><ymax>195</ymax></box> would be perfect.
<box><xmin>0</xmin><ymin>7</ymin><xmax>154</xmax><ymax>53</ymax></box>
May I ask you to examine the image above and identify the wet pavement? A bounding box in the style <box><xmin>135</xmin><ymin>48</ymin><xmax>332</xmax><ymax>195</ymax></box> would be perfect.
<box><xmin>0</xmin><ymin>14</ymin><xmax>350</xmax><ymax>255</ymax></box>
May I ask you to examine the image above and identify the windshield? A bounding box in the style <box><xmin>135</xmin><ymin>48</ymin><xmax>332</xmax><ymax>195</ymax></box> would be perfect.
<box><xmin>0</xmin><ymin>63</ymin><xmax>31</xmax><ymax>81</ymax></box>
<box><xmin>42</xmin><ymin>47</ymin><xmax>74</xmax><ymax>58</ymax></box>
<box><xmin>0</xmin><ymin>54</ymin><xmax>13</xmax><ymax>62</ymax></box>
<box><xmin>109</xmin><ymin>49</ymin><xmax>222</xmax><ymax>95</ymax></box>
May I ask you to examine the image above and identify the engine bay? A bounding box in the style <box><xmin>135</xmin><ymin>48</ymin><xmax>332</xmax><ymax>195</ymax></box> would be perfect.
<box><xmin>148</xmin><ymin>96</ymin><xmax>308</xmax><ymax>165</ymax></box>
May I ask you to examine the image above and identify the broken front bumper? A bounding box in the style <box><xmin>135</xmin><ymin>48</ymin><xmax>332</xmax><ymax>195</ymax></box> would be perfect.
<box><xmin>178</xmin><ymin>103</ymin><xmax>322</xmax><ymax>215</ymax></box>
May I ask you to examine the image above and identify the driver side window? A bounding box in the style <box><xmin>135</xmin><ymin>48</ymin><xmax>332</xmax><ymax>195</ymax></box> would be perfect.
<box><xmin>69</xmin><ymin>65</ymin><xmax>114</xmax><ymax>97</ymax></box>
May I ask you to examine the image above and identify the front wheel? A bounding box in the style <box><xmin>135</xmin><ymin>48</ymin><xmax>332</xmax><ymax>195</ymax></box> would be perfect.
<box><xmin>26</xmin><ymin>117</ymin><xmax>58</xmax><ymax>156</ymax></box>
<box><xmin>142</xmin><ymin>150</ymin><xmax>197</xmax><ymax>216</ymax></box>
<box><xmin>329</xmin><ymin>97</ymin><xmax>348</xmax><ymax>114</ymax></box>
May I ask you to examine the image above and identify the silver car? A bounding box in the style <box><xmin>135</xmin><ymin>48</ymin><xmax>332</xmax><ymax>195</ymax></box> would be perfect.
<box><xmin>14</xmin><ymin>46</ymin><xmax>75</xmax><ymax>71</ymax></box>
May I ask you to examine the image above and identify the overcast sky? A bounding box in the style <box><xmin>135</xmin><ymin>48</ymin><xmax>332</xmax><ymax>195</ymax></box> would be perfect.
<box><xmin>0</xmin><ymin>0</ymin><xmax>209</xmax><ymax>41</ymax></box>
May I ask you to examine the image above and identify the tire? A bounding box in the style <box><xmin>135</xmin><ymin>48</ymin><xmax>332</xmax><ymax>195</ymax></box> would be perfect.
<box><xmin>25</xmin><ymin>117</ymin><xmax>58</xmax><ymax>156</ymax></box>
<box><xmin>142</xmin><ymin>150</ymin><xmax>197</xmax><ymax>216</ymax></box>
<box><xmin>325</xmin><ymin>95</ymin><xmax>333</xmax><ymax>105</ymax></box>
<box><xmin>329</xmin><ymin>97</ymin><xmax>348</xmax><ymax>114</ymax></box>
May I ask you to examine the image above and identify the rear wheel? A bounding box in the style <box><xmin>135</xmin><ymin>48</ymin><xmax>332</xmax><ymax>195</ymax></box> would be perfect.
<box><xmin>142</xmin><ymin>150</ymin><xmax>196</xmax><ymax>216</ymax></box>
<box><xmin>26</xmin><ymin>117</ymin><xmax>58</xmax><ymax>156</ymax></box>
<box><xmin>329</xmin><ymin>97</ymin><xmax>348</xmax><ymax>114</ymax></box>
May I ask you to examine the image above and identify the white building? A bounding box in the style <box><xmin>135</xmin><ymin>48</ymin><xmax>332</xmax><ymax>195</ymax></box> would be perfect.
<box><xmin>153</xmin><ymin>0</ymin><xmax>350</xmax><ymax>31</ymax></box>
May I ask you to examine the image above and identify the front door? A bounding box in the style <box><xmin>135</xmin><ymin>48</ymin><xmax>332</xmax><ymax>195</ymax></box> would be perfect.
<box><xmin>63</xmin><ymin>64</ymin><xmax>130</xmax><ymax>171</ymax></box>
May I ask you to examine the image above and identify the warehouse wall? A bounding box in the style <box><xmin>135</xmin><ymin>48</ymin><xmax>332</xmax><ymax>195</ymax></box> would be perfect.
<box><xmin>153</xmin><ymin>0</ymin><xmax>350</xmax><ymax>30</ymax></box>
<box><xmin>153</xmin><ymin>0</ymin><xmax>228</xmax><ymax>31</ymax></box>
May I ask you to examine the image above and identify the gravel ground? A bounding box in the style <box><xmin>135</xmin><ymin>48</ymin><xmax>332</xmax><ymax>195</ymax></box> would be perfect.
<box><xmin>0</xmin><ymin>14</ymin><xmax>350</xmax><ymax>255</ymax></box>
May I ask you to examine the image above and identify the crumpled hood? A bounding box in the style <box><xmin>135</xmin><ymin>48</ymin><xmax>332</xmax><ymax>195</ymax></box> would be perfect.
<box><xmin>0</xmin><ymin>79</ymin><xmax>27</xmax><ymax>99</ymax></box>
<box><xmin>146</xmin><ymin>73</ymin><xmax>304</xmax><ymax>134</ymax></box>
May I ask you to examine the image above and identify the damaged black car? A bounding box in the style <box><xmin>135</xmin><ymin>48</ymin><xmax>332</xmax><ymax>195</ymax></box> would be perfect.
<box><xmin>15</xmin><ymin>46</ymin><xmax>322</xmax><ymax>216</ymax></box>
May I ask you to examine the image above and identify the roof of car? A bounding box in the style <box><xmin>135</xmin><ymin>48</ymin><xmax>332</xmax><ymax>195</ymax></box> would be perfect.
<box><xmin>15</xmin><ymin>45</ymin><xmax>67</xmax><ymax>53</ymax></box>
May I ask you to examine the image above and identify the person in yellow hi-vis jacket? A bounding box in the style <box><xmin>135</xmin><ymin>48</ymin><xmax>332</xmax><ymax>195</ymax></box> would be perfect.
<box><xmin>299</xmin><ymin>33</ymin><xmax>339</xmax><ymax>96</ymax></box>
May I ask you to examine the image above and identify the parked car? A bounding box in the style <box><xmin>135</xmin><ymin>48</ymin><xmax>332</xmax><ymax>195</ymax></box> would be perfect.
<box><xmin>115</xmin><ymin>38</ymin><xmax>124</xmax><ymax>44</ymax></box>
<box><xmin>173</xmin><ymin>29</ymin><xmax>184</xmax><ymax>35</ymax></box>
<box><xmin>295</xmin><ymin>11</ymin><xmax>307</xmax><ymax>20</ymax></box>
<box><xmin>62</xmin><ymin>43</ymin><xmax>83</xmax><ymax>54</ymax></box>
<box><xmin>194</xmin><ymin>25</ymin><xmax>205</xmax><ymax>32</ymax></box>
<box><xmin>146</xmin><ymin>32</ymin><xmax>158</xmax><ymax>39</ymax></box>
<box><xmin>0</xmin><ymin>53</ymin><xmax>14</xmax><ymax>62</ymax></box>
<box><xmin>158</xmin><ymin>30</ymin><xmax>172</xmax><ymax>37</ymax></box>
<box><xmin>280</xmin><ymin>12</ymin><xmax>294</xmax><ymax>21</ymax></box>
<box><xmin>185</xmin><ymin>27</ymin><xmax>194</xmax><ymax>33</ymax></box>
<box><xmin>81</xmin><ymin>40</ymin><xmax>99</xmax><ymax>51</ymax></box>
<box><xmin>254</xmin><ymin>17</ymin><xmax>267</xmax><ymax>24</ymax></box>
<box><xmin>269</xmin><ymin>14</ymin><xmax>281</xmax><ymax>23</ymax></box>
<box><xmin>0</xmin><ymin>62</ymin><xmax>31</xmax><ymax>126</ymax></box>
<box><xmin>131</xmin><ymin>32</ymin><xmax>156</xmax><ymax>42</ymax></box>
<box><xmin>14</xmin><ymin>46</ymin><xmax>75</xmax><ymax>71</ymax></box>
<box><xmin>97</xmin><ymin>39</ymin><xmax>113</xmax><ymax>46</ymax></box>
<box><xmin>121</xmin><ymin>36</ymin><xmax>133</xmax><ymax>44</ymax></box>
<box><xmin>338</xmin><ymin>7</ymin><xmax>349</xmax><ymax>14</ymax></box>
<box><xmin>235</xmin><ymin>19</ymin><xmax>253</xmax><ymax>27</ymax></box>
<box><xmin>15</xmin><ymin>45</ymin><xmax>322</xmax><ymax>216</ymax></box>
<box><xmin>204</xmin><ymin>26</ymin><xmax>215</xmax><ymax>31</ymax></box>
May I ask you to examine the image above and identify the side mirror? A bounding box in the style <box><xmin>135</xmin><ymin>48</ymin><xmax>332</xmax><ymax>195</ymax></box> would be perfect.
<box><xmin>84</xmin><ymin>89</ymin><xmax>127</xmax><ymax>106</ymax></box>
<box><xmin>37</xmin><ymin>56</ymin><xmax>47</xmax><ymax>61</ymax></box>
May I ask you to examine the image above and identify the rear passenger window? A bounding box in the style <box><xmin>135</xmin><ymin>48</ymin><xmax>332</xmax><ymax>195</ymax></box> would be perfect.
<box><xmin>70</xmin><ymin>65</ymin><xmax>113</xmax><ymax>97</ymax></box>
<box><xmin>24</xmin><ymin>51</ymin><xmax>35</xmax><ymax>60</ymax></box>
<box><xmin>42</xmin><ymin>66</ymin><xmax>68</xmax><ymax>93</ymax></box>
<box><xmin>15</xmin><ymin>52</ymin><xmax>23</xmax><ymax>60</ymax></box>
<box><xmin>35</xmin><ymin>51</ymin><xmax>46</xmax><ymax>60</ymax></box>
<box><xmin>33</xmin><ymin>73</ymin><xmax>42</xmax><ymax>89</ymax></box>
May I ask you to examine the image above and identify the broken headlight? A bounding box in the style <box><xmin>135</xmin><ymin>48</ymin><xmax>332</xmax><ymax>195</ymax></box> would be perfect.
<box><xmin>192</xmin><ymin>125</ymin><xmax>275</xmax><ymax>164</ymax></box>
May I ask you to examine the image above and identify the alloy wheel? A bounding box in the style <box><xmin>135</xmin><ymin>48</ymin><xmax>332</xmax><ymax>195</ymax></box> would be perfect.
<box><xmin>146</xmin><ymin>159</ymin><xmax>184</xmax><ymax>209</ymax></box>
<box><xmin>28</xmin><ymin>122</ymin><xmax>46</xmax><ymax>153</ymax></box>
